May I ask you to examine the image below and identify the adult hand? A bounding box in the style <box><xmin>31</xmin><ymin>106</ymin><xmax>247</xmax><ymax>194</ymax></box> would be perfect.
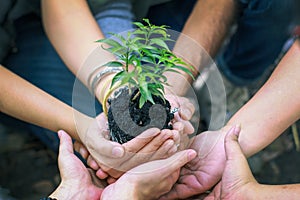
<box><xmin>83</xmin><ymin>113</ymin><xmax>180</xmax><ymax>180</ymax></box>
<box><xmin>73</xmin><ymin>112</ymin><xmax>126</xmax><ymax>168</ymax></box>
<box><xmin>49</xmin><ymin>130</ymin><xmax>103</xmax><ymax>200</ymax></box>
<box><xmin>205</xmin><ymin>125</ymin><xmax>258</xmax><ymax>199</ymax></box>
<box><xmin>160</xmin><ymin>127</ymin><xmax>229</xmax><ymax>199</ymax></box>
<box><xmin>101</xmin><ymin>149</ymin><xmax>197</xmax><ymax>200</ymax></box>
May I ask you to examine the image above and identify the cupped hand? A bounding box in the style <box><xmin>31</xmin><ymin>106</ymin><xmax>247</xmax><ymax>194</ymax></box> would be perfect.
<box><xmin>159</xmin><ymin>127</ymin><xmax>228</xmax><ymax>200</ymax></box>
<box><xmin>101</xmin><ymin>149</ymin><xmax>197</xmax><ymax>200</ymax></box>
<box><xmin>205</xmin><ymin>125</ymin><xmax>258</xmax><ymax>200</ymax></box>
<box><xmin>50</xmin><ymin>130</ymin><xmax>103</xmax><ymax>200</ymax></box>
<box><xmin>84</xmin><ymin>113</ymin><xmax>180</xmax><ymax>180</ymax></box>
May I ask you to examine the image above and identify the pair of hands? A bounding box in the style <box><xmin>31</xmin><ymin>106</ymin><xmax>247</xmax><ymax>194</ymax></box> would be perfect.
<box><xmin>160</xmin><ymin>125</ymin><xmax>259</xmax><ymax>200</ymax></box>
<box><xmin>75</xmin><ymin>95</ymin><xmax>195</xmax><ymax>181</ymax></box>
<box><xmin>51</xmin><ymin>124</ymin><xmax>259</xmax><ymax>200</ymax></box>
<box><xmin>50</xmin><ymin>130</ymin><xmax>197</xmax><ymax>200</ymax></box>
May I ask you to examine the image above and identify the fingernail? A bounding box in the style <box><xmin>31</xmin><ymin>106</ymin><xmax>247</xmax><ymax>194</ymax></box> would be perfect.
<box><xmin>112</xmin><ymin>147</ymin><xmax>124</xmax><ymax>158</ymax></box>
<box><xmin>188</xmin><ymin>150</ymin><xmax>196</xmax><ymax>160</ymax></box>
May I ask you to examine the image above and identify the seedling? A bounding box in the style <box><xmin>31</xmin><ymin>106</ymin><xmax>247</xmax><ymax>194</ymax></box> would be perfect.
<box><xmin>96</xmin><ymin>19</ymin><xmax>194</xmax><ymax>143</ymax></box>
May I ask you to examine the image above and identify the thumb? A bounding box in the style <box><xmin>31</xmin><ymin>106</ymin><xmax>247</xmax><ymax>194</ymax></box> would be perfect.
<box><xmin>96</xmin><ymin>136</ymin><xmax>125</xmax><ymax>158</ymax></box>
<box><xmin>86</xmin><ymin>117</ymin><xmax>125</xmax><ymax>158</ymax></box>
<box><xmin>166</xmin><ymin>149</ymin><xmax>197</xmax><ymax>171</ymax></box>
<box><xmin>224</xmin><ymin>125</ymin><xmax>244</xmax><ymax>161</ymax></box>
<box><xmin>154</xmin><ymin>149</ymin><xmax>197</xmax><ymax>175</ymax></box>
<box><xmin>131</xmin><ymin>149</ymin><xmax>197</xmax><ymax>175</ymax></box>
<box><xmin>58</xmin><ymin>130</ymin><xmax>74</xmax><ymax>156</ymax></box>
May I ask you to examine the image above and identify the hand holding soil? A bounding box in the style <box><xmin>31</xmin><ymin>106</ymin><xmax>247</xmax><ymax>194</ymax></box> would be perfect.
<box><xmin>77</xmin><ymin>113</ymin><xmax>180</xmax><ymax>180</ymax></box>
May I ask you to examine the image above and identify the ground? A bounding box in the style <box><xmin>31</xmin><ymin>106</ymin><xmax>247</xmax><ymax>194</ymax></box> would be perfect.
<box><xmin>0</xmin><ymin>124</ymin><xmax>59</xmax><ymax>200</ymax></box>
<box><xmin>1</xmin><ymin>122</ymin><xmax>300</xmax><ymax>199</ymax></box>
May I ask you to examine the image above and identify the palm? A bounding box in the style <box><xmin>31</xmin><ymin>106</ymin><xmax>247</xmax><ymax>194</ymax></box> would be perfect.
<box><xmin>160</xmin><ymin>130</ymin><xmax>227</xmax><ymax>199</ymax></box>
<box><xmin>53</xmin><ymin>131</ymin><xmax>104</xmax><ymax>200</ymax></box>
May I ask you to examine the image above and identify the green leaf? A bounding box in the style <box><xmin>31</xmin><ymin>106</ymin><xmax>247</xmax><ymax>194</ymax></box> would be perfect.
<box><xmin>108</xmin><ymin>33</ymin><xmax>127</xmax><ymax>45</ymax></box>
<box><xmin>139</xmin><ymin>94</ymin><xmax>147</xmax><ymax>108</ymax></box>
<box><xmin>97</xmin><ymin>38</ymin><xmax>122</xmax><ymax>48</ymax></box>
<box><xmin>120</xmin><ymin>72</ymin><xmax>135</xmax><ymax>85</ymax></box>
<box><xmin>102</xmin><ymin>61</ymin><xmax>124</xmax><ymax>67</ymax></box>
<box><xmin>148</xmin><ymin>83</ymin><xmax>164</xmax><ymax>91</ymax></box>
<box><xmin>133</xmin><ymin>22</ymin><xmax>146</xmax><ymax>29</ymax></box>
<box><xmin>141</xmin><ymin>56</ymin><xmax>155</xmax><ymax>64</ymax></box>
<box><xmin>149</xmin><ymin>38</ymin><xmax>169</xmax><ymax>50</ymax></box>
<box><xmin>95</xmin><ymin>18</ymin><xmax>195</xmax><ymax>108</ymax></box>
<box><xmin>172</xmin><ymin>65</ymin><xmax>195</xmax><ymax>80</ymax></box>
<box><xmin>110</xmin><ymin>71</ymin><xmax>126</xmax><ymax>88</ymax></box>
<box><xmin>142</xmin><ymin>18</ymin><xmax>151</xmax><ymax>26</ymax></box>
<box><xmin>140</xmin><ymin>82</ymin><xmax>154</xmax><ymax>104</ymax></box>
<box><xmin>133</xmin><ymin>29</ymin><xmax>147</xmax><ymax>36</ymax></box>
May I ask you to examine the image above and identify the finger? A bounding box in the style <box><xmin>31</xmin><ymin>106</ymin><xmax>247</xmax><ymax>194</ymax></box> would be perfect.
<box><xmin>96</xmin><ymin>168</ymin><xmax>109</xmax><ymax>179</ymax></box>
<box><xmin>172</xmin><ymin>122</ymin><xmax>184</xmax><ymax>143</ymax></box>
<box><xmin>111</xmin><ymin>139</ymin><xmax>177</xmax><ymax>178</ymax></box>
<box><xmin>88</xmin><ymin>168</ymin><xmax>108</xmax><ymax>188</ymax></box>
<box><xmin>102</xmin><ymin>168</ymin><xmax>124</xmax><ymax>179</ymax></box>
<box><xmin>58</xmin><ymin>130</ymin><xmax>74</xmax><ymax>155</ymax></box>
<box><xmin>172</xmin><ymin>129</ymin><xmax>180</xmax><ymax>147</ymax></box>
<box><xmin>144</xmin><ymin>149</ymin><xmax>196</xmax><ymax>177</ymax></box>
<box><xmin>179</xmin><ymin>101</ymin><xmax>195</xmax><ymax>120</ymax></box>
<box><xmin>123</xmin><ymin>128</ymin><xmax>160</xmax><ymax>152</ymax></box>
<box><xmin>107</xmin><ymin>176</ymin><xmax>117</xmax><ymax>184</ymax></box>
<box><xmin>96</xmin><ymin>112</ymin><xmax>109</xmax><ymax>128</ymax></box>
<box><xmin>172</xmin><ymin>122</ymin><xmax>192</xmax><ymax>150</ymax></box>
<box><xmin>224</xmin><ymin>125</ymin><xmax>243</xmax><ymax>161</ymax></box>
<box><xmin>89</xmin><ymin>136</ymin><xmax>125</xmax><ymax>158</ymax></box>
<box><xmin>173</xmin><ymin>115</ymin><xmax>194</xmax><ymax>134</ymax></box>
<box><xmin>91</xmin><ymin>137</ymin><xmax>125</xmax><ymax>158</ymax></box>
<box><xmin>87</xmin><ymin>155</ymin><xmax>100</xmax><ymax>170</ymax></box>
<box><xmin>74</xmin><ymin>141</ymin><xmax>89</xmax><ymax>160</ymax></box>
<box><xmin>139</xmin><ymin>129</ymin><xmax>174</xmax><ymax>153</ymax></box>
<box><xmin>87</xmin><ymin>115</ymin><xmax>125</xmax><ymax>158</ymax></box>
<box><xmin>152</xmin><ymin>139</ymin><xmax>177</xmax><ymax>159</ymax></box>
<box><xmin>165</xmin><ymin>149</ymin><xmax>196</xmax><ymax>172</ymax></box>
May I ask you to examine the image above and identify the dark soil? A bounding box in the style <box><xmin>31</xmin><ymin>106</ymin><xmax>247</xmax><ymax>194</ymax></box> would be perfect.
<box><xmin>108</xmin><ymin>87</ymin><xmax>174</xmax><ymax>144</ymax></box>
<box><xmin>1</xmin><ymin>123</ymin><xmax>300</xmax><ymax>199</ymax></box>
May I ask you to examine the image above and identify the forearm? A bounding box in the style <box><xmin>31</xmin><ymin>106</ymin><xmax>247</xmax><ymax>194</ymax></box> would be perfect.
<box><xmin>227</xmin><ymin>39</ymin><xmax>300</xmax><ymax>157</ymax></box>
<box><xmin>41</xmin><ymin>0</ymin><xmax>114</xmax><ymax>86</ymax></box>
<box><xmin>166</xmin><ymin>0</ymin><xmax>236</xmax><ymax>95</ymax></box>
<box><xmin>250</xmin><ymin>184</ymin><xmax>300</xmax><ymax>200</ymax></box>
<box><xmin>0</xmin><ymin>66</ymin><xmax>92</xmax><ymax>142</ymax></box>
<box><xmin>181</xmin><ymin>0</ymin><xmax>236</xmax><ymax>57</ymax></box>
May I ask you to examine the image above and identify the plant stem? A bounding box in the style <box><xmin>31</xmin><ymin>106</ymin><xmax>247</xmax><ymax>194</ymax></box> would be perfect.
<box><xmin>132</xmin><ymin>90</ymin><xmax>140</xmax><ymax>101</ymax></box>
<box><xmin>103</xmin><ymin>83</ymin><xmax>121</xmax><ymax>115</ymax></box>
<box><xmin>125</xmin><ymin>47</ymin><xmax>129</xmax><ymax>72</ymax></box>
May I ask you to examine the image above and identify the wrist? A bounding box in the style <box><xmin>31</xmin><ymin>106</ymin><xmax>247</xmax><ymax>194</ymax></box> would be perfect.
<box><xmin>73</xmin><ymin>111</ymin><xmax>94</xmax><ymax>144</ymax></box>
<box><xmin>242</xmin><ymin>182</ymin><xmax>261</xmax><ymax>200</ymax></box>
<box><xmin>89</xmin><ymin>67</ymin><xmax>123</xmax><ymax>102</ymax></box>
<box><xmin>94</xmin><ymin>73</ymin><xmax>115</xmax><ymax>105</ymax></box>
